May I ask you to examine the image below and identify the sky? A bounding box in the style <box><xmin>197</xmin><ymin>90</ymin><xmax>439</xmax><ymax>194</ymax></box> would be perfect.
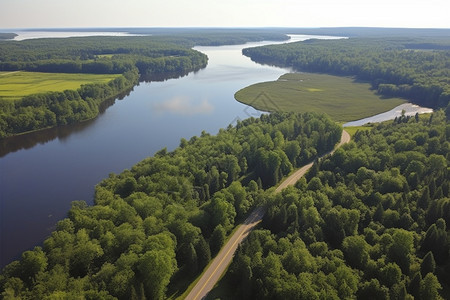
<box><xmin>0</xmin><ymin>0</ymin><xmax>449</xmax><ymax>29</ymax></box>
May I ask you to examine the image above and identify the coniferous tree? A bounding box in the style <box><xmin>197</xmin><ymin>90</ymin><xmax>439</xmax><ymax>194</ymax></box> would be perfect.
<box><xmin>421</xmin><ymin>251</ymin><xmax>436</xmax><ymax>277</ymax></box>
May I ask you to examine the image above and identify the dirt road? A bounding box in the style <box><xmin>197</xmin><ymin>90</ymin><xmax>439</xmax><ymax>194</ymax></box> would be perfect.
<box><xmin>184</xmin><ymin>207</ymin><xmax>265</xmax><ymax>300</ymax></box>
<box><xmin>184</xmin><ymin>130</ymin><xmax>350</xmax><ymax>300</ymax></box>
<box><xmin>276</xmin><ymin>129</ymin><xmax>350</xmax><ymax>192</ymax></box>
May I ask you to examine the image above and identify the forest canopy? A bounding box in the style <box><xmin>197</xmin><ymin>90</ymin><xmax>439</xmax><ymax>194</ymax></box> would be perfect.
<box><xmin>213</xmin><ymin>111</ymin><xmax>450</xmax><ymax>300</ymax></box>
<box><xmin>0</xmin><ymin>112</ymin><xmax>342</xmax><ymax>299</ymax></box>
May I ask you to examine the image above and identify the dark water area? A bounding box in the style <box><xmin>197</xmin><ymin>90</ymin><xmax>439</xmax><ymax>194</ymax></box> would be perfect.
<box><xmin>2</xmin><ymin>34</ymin><xmax>329</xmax><ymax>268</ymax></box>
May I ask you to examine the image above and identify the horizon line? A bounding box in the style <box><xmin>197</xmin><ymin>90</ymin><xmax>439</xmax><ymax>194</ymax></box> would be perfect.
<box><xmin>1</xmin><ymin>26</ymin><xmax>450</xmax><ymax>31</ymax></box>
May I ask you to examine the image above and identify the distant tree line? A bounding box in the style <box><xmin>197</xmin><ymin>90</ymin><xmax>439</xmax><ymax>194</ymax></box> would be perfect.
<box><xmin>0</xmin><ymin>112</ymin><xmax>341</xmax><ymax>299</ymax></box>
<box><xmin>0</xmin><ymin>37</ymin><xmax>208</xmax><ymax>75</ymax></box>
<box><xmin>243</xmin><ymin>37</ymin><xmax>450</xmax><ymax>109</ymax></box>
<box><xmin>221</xmin><ymin>111</ymin><xmax>450</xmax><ymax>299</ymax></box>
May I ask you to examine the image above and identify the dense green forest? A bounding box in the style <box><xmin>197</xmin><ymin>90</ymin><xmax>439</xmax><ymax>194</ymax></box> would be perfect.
<box><xmin>0</xmin><ymin>112</ymin><xmax>342</xmax><ymax>299</ymax></box>
<box><xmin>0</xmin><ymin>31</ymin><xmax>288</xmax><ymax>138</ymax></box>
<box><xmin>242</xmin><ymin>37</ymin><xmax>450</xmax><ymax>109</ymax></box>
<box><xmin>213</xmin><ymin>111</ymin><xmax>450</xmax><ymax>299</ymax></box>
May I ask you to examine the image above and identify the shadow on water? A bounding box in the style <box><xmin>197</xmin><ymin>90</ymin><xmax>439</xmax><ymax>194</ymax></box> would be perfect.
<box><xmin>0</xmin><ymin>119</ymin><xmax>96</xmax><ymax>158</ymax></box>
<box><xmin>0</xmin><ymin>93</ymin><xmax>125</xmax><ymax>158</ymax></box>
<box><xmin>140</xmin><ymin>68</ymin><xmax>202</xmax><ymax>83</ymax></box>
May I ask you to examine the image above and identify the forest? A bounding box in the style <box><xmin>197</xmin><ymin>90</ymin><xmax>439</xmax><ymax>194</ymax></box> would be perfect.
<box><xmin>0</xmin><ymin>31</ymin><xmax>289</xmax><ymax>138</ymax></box>
<box><xmin>242</xmin><ymin>37</ymin><xmax>450</xmax><ymax>109</ymax></box>
<box><xmin>212</xmin><ymin>111</ymin><xmax>450</xmax><ymax>299</ymax></box>
<box><xmin>0</xmin><ymin>112</ymin><xmax>342</xmax><ymax>299</ymax></box>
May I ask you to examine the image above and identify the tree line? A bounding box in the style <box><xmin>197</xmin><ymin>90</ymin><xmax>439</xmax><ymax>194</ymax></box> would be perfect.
<box><xmin>220</xmin><ymin>111</ymin><xmax>449</xmax><ymax>299</ymax></box>
<box><xmin>243</xmin><ymin>37</ymin><xmax>450</xmax><ymax>109</ymax></box>
<box><xmin>0</xmin><ymin>112</ymin><xmax>341</xmax><ymax>299</ymax></box>
<box><xmin>0</xmin><ymin>37</ymin><xmax>208</xmax><ymax>75</ymax></box>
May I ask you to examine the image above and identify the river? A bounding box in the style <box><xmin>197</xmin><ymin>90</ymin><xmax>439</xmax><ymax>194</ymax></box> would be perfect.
<box><xmin>0</xmin><ymin>32</ymin><xmax>430</xmax><ymax>268</ymax></box>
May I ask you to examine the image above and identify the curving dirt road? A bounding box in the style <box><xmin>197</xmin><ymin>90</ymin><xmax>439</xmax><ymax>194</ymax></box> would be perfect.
<box><xmin>185</xmin><ymin>207</ymin><xmax>265</xmax><ymax>300</ymax></box>
<box><xmin>184</xmin><ymin>130</ymin><xmax>350</xmax><ymax>300</ymax></box>
<box><xmin>276</xmin><ymin>129</ymin><xmax>350</xmax><ymax>192</ymax></box>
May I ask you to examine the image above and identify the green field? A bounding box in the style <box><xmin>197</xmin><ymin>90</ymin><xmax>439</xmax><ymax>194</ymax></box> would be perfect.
<box><xmin>343</xmin><ymin>125</ymin><xmax>373</xmax><ymax>137</ymax></box>
<box><xmin>0</xmin><ymin>71</ymin><xmax>121</xmax><ymax>101</ymax></box>
<box><xmin>235</xmin><ymin>73</ymin><xmax>406</xmax><ymax>122</ymax></box>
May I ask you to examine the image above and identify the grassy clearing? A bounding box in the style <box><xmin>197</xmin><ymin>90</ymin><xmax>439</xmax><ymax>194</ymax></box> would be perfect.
<box><xmin>344</xmin><ymin>125</ymin><xmax>374</xmax><ymax>137</ymax></box>
<box><xmin>235</xmin><ymin>73</ymin><xmax>406</xmax><ymax>123</ymax></box>
<box><xmin>0</xmin><ymin>71</ymin><xmax>121</xmax><ymax>101</ymax></box>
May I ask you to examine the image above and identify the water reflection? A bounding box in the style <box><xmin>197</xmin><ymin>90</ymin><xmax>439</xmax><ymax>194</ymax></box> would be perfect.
<box><xmin>0</xmin><ymin>88</ymin><xmax>134</xmax><ymax>158</ymax></box>
<box><xmin>140</xmin><ymin>69</ymin><xmax>204</xmax><ymax>83</ymax></box>
<box><xmin>0</xmin><ymin>119</ymin><xmax>95</xmax><ymax>158</ymax></box>
<box><xmin>152</xmin><ymin>96</ymin><xmax>214</xmax><ymax>115</ymax></box>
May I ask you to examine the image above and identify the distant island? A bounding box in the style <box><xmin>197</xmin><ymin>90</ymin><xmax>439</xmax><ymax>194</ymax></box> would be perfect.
<box><xmin>0</xmin><ymin>33</ymin><xmax>17</xmax><ymax>40</ymax></box>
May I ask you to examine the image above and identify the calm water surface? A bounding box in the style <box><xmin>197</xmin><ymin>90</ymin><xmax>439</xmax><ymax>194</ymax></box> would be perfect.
<box><xmin>1</xmin><ymin>34</ymin><xmax>346</xmax><ymax>267</ymax></box>
<box><xmin>343</xmin><ymin>103</ymin><xmax>433</xmax><ymax>127</ymax></box>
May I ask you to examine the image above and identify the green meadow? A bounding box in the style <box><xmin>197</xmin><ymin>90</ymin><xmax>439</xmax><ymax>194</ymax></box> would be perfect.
<box><xmin>0</xmin><ymin>71</ymin><xmax>121</xmax><ymax>101</ymax></box>
<box><xmin>343</xmin><ymin>125</ymin><xmax>373</xmax><ymax>137</ymax></box>
<box><xmin>235</xmin><ymin>73</ymin><xmax>406</xmax><ymax>122</ymax></box>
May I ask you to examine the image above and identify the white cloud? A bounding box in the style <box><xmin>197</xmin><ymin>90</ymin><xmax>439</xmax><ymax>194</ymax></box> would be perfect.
<box><xmin>152</xmin><ymin>96</ymin><xmax>214</xmax><ymax>115</ymax></box>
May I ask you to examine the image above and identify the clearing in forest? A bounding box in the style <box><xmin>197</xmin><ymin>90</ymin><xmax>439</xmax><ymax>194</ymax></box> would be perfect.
<box><xmin>0</xmin><ymin>71</ymin><xmax>121</xmax><ymax>101</ymax></box>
